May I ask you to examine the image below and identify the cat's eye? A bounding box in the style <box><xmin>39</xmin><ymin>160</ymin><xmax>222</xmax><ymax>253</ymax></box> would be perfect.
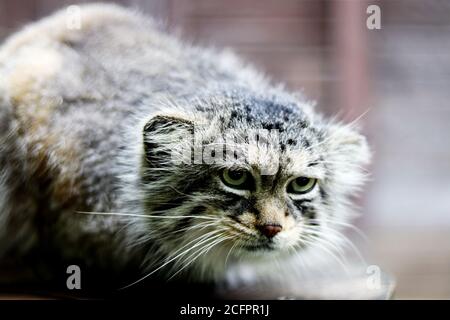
<box><xmin>221</xmin><ymin>169</ymin><xmax>250</xmax><ymax>190</ymax></box>
<box><xmin>288</xmin><ymin>177</ymin><xmax>316</xmax><ymax>194</ymax></box>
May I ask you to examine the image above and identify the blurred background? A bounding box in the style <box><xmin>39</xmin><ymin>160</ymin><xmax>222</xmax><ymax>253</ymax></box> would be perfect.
<box><xmin>1</xmin><ymin>0</ymin><xmax>449</xmax><ymax>299</ymax></box>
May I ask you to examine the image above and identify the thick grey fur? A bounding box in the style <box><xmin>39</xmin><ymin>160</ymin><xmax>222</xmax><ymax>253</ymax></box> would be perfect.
<box><xmin>0</xmin><ymin>4</ymin><xmax>370</xmax><ymax>288</ymax></box>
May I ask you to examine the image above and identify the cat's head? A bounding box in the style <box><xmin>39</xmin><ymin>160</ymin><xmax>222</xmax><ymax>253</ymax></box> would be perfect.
<box><xmin>137</xmin><ymin>92</ymin><xmax>370</xmax><ymax>281</ymax></box>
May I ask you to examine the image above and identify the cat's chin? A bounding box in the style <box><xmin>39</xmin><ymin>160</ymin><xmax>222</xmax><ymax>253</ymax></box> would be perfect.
<box><xmin>235</xmin><ymin>236</ymin><xmax>302</xmax><ymax>255</ymax></box>
<box><xmin>175</xmin><ymin>243</ymin><xmax>300</xmax><ymax>284</ymax></box>
<box><xmin>238</xmin><ymin>243</ymin><xmax>298</xmax><ymax>261</ymax></box>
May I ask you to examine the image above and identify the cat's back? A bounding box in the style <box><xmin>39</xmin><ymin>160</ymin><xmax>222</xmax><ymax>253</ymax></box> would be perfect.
<box><xmin>0</xmin><ymin>3</ymin><xmax>185</xmax><ymax>165</ymax></box>
<box><xmin>0</xmin><ymin>3</ymin><xmax>178</xmax><ymax>106</ymax></box>
<box><xmin>0</xmin><ymin>3</ymin><xmax>252</xmax><ymax>133</ymax></box>
<box><xmin>0</xmin><ymin>4</ymin><xmax>167</xmax><ymax>257</ymax></box>
<box><xmin>0</xmin><ymin>4</ymin><xmax>175</xmax><ymax>233</ymax></box>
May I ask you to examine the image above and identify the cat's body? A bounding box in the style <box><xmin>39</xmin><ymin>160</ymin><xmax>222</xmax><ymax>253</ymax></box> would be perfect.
<box><xmin>0</xmin><ymin>4</ymin><xmax>369</xmax><ymax>295</ymax></box>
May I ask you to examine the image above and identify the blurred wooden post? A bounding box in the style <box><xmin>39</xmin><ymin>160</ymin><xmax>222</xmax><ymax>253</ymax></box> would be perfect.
<box><xmin>331</xmin><ymin>0</ymin><xmax>370</xmax><ymax>121</ymax></box>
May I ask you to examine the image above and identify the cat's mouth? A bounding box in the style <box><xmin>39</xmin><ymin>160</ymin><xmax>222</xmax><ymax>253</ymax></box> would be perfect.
<box><xmin>241</xmin><ymin>241</ymin><xmax>275</xmax><ymax>252</ymax></box>
<box><xmin>234</xmin><ymin>230</ymin><xmax>304</xmax><ymax>255</ymax></box>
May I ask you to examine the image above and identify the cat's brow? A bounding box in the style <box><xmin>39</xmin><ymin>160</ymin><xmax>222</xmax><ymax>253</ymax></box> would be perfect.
<box><xmin>283</xmin><ymin>165</ymin><xmax>325</xmax><ymax>180</ymax></box>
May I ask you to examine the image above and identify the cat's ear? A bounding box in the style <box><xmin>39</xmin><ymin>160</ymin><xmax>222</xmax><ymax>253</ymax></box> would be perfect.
<box><xmin>325</xmin><ymin>124</ymin><xmax>371</xmax><ymax>196</ymax></box>
<box><xmin>143</xmin><ymin>114</ymin><xmax>194</xmax><ymax>167</ymax></box>
<box><xmin>326</xmin><ymin>124</ymin><xmax>371</xmax><ymax>167</ymax></box>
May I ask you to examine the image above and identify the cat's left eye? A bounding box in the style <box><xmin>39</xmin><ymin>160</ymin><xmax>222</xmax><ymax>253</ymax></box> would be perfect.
<box><xmin>220</xmin><ymin>168</ymin><xmax>250</xmax><ymax>190</ymax></box>
<box><xmin>287</xmin><ymin>177</ymin><xmax>317</xmax><ymax>194</ymax></box>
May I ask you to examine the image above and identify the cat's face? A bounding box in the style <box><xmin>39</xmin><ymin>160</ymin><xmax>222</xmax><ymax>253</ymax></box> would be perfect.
<box><xmin>139</xmin><ymin>94</ymin><xmax>370</xmax><ymax>280</ymax></box>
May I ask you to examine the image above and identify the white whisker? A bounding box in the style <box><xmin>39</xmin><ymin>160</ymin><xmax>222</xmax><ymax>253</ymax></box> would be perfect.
<box><xmin>77</xmin><ymin>211</ymin><xmax>217</xmax><ymax>220</ymax></box>
<box><xmin>121</xmin><ymin>229</ymin><xmax>227</xmax><ymax>289</ymax></box>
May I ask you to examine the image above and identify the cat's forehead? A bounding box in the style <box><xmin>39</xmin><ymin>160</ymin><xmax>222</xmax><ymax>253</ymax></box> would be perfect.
<box><xmin>194</xmin><ymin>90</ymin><xmax>312</xmax><ymax>123</ymax></box>
<box><xmin>226</xmin><ymin>95</ymin><xmax>310</xmax><ymax>127</ymax></box>
<box><xmin>222</xmin><ymin>98</ymin><xmax>323</xmax><ymax>155</ymax></box>
<box><xmin>197</xmin><ymin>94</ymin><xmax>320</xmax><ymax>139</ymax></box>
<box><xmin>190</xmin><ymin>92</ymin><xmax>327</xmax><ymax>176</ymax></box>
<box><xmin>194</xmin><ymin>123</ymin><xmax>325</xmax><ymax>179</ymax></box>
<box><xmin>244</xmin><ymin>138</ymin><xmax>326</xmax><ymax>179</ymax></box>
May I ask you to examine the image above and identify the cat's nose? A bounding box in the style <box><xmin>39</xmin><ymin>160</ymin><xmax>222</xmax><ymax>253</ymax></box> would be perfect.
<box><xmin>257</xmin><ymin>224</ymin><xmax>282</xmax><ymax>238</ymax></box>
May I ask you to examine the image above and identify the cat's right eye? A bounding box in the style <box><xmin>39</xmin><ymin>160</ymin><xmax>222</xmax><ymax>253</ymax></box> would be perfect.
<box><xmin>220</xmin><ymin>168</ymin><xmax>251</xmax><ymax>190</ymax></box>
<box><xmin>287</xmin><ymin>177</ymin><xmax>316</xmax><ymax>194</ymax></box>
